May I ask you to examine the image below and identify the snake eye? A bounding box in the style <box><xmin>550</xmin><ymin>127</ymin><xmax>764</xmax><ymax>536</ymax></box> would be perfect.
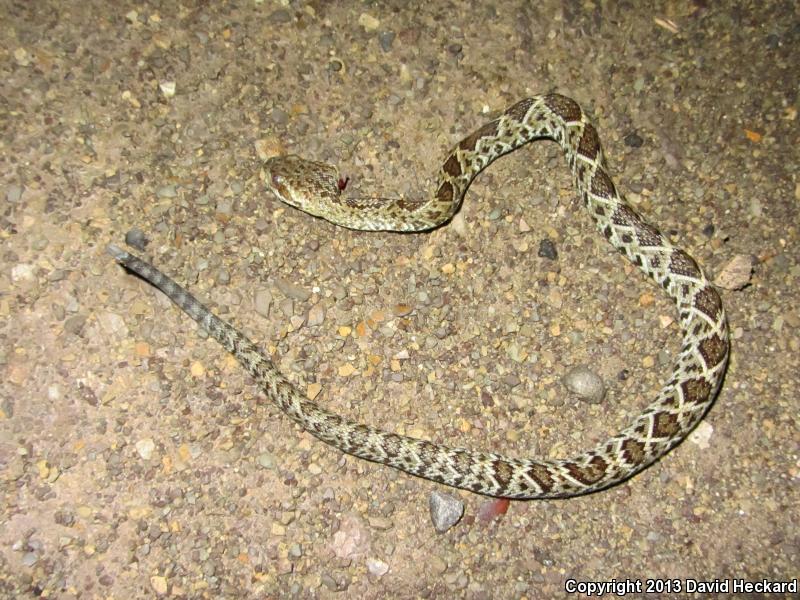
<box><xmin>271</xmin><ymin>173</ymin><xmax>286</xmax><ymax>195</ymax></box>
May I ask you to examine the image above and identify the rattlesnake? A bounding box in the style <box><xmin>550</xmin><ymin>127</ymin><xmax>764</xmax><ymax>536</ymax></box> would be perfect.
<box><xmin>108</xmin><ymin>93</ymin><xmax>729</xmax><ymax>498</ymax></box>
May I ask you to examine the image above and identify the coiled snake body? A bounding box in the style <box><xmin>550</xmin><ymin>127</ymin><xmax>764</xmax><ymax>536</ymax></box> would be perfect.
<box><xmin>109</xmin><ymin>94</ymin><xmax>729</xmax><ymax>498</ymax></box>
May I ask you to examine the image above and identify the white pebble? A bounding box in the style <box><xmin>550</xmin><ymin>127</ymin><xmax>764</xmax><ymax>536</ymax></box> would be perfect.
<box><xmin>563</xmin><ymin>365</ymin><xmax>606</xmax><ymax>403</ymax></box>
<box><xmin>366</xmin><ymin>557</ymin><xmax>389</xmax><ymax>577</ymax></box>
<box><xmin>11</xmin><ymin>264</ymin><xmax>35</xmax><ymax>282</ymax></box>
<box><xmin>159</xmin><ymin>80</ymin><xmax>176</xmax><ymax>98</ymax></box>
<box><xmin>688</xmin><ymin>421</ymin><xmax>713</xmax><ymax>449</ymax></box>
<box><xmin>135</xmin><ymin>438</ymin><xmax>155</xmax><ymax>460</ymax></box>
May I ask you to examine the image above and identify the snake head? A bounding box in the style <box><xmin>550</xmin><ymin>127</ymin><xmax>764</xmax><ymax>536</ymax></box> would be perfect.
<box><xmin>262</xmin><ymin>156</ymin><xmax>295</xmax><ymax>205</ymax></box>
<box><xmin>263</xmin><ymin>155</ymin><xmax>341</xmax><ymax>216</ymax></box>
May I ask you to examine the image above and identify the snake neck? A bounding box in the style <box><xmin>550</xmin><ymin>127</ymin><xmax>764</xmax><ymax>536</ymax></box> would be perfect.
<box><xmin>362</xmin><ymin>95</ymin><xmax>600</xmax><ymax>232</ymax></box>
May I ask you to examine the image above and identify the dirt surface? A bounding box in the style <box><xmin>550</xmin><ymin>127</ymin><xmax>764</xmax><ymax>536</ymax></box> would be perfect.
<box><xmin>2</xmin><ymin>1</ymin><xmax>798</xmax><ymax>598</ymax></box>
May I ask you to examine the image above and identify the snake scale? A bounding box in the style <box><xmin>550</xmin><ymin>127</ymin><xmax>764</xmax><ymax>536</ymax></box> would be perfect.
<box><xmin>108</xmin><ymin>94</ymin><xmax>729</xmax><ymax>499</ymax></box>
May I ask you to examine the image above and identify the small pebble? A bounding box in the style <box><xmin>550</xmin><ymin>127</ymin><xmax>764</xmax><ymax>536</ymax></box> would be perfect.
<box><xmin>366</xmin><ymin>558</ymin><xmax>389</xmax><ymax>576</ymax></box>
<box><xmin>358</xmin><ymin>13</ymin><xmax>380</xmax><ymax>31</ymax></box>
<box><xmin>6</xmin><ymin>184</ymin><xmax>23</xmax><ymax>203</ymax></box>
<box><xmin>764</xmin><ymin>33</ymin><xmax>780</xmax><ymax>49</ymax></box>
<box><xmin>429</xmin><ymin>490</ymin><xmax>464</xmax><ymax>533</ymax></box>
<box><xmin>563</xmin><ymin>365</ymin><xmax>606</xmax><ymax>403</ymax></box>
<box><xmin>215</xmin><ymin>268</ymin><xmax>230</xmax><ymax>285</ymax></box>
<box><xmin>254</xmin><ymin>289</ymin><xmax>272</xmax><ymax>317</ymax></box>
<box><xmin>64</xmin><ymin>315</ymin><xmax>87</xmax><ymax>336</ymax></box>
<box><xmin>54</xmin><ymin>510</ymin><xmax>75</xmax><ymax>526</ymax></box>
<box><xmin>689</xmin><ymin>421</ymin><xmax>714</xmax><ymax>449</ymax></box>
<box><xmin>275</xmin><ymin>278</ymin><xmax>311</xmax><ymax>301</ymax></box>
<box><xmin>11</xmin><ymin>264</ymin><xmax>35</xmax><ymax>282</ymax></box>
<box><xmin>22</xmin><ymin>552</ymin><xmax>37</xmax><ymax>567</ymax></box>
<box><xmin>124</xmin><ymin>228</ymin><xmax>149</xmax><ymax>251</ymax></box>
<box><xmin>502</xmin><ymin>373</ymin><xmax>521</xmax><ymax>388</ymax></box>
<box><xmin>624</xmin><ymin>132</ymin><xmax>644</xmax><ymax>147</ymax></box>
<box><xmin>307</xmin><ymin>302</ymin><xmax>326</xmax><ymax>326</ymax></box>
<box><xmin>150</xmin><ymin>575</ymin><xmax>168</xmax><ymax>595</ymax></box>
<box><xmin>159</xmin><ymin>80</ymin><xmax>175</xmax><ymax>98</ymax></box>
<box><xmin>537</xmin><ymin>238</ymin><xmax>558</xmax><ymax>260</ymax></box>
<box><xmin>216</xmin><ymin>199</ymin><xmax>233</xmax><ymax>215</ymax></box>
<box><xmin>268</xmin><ymin>9</ymin><xmax>292</xmax><ymax>24</ymax></box>
<box><xmin>271</xmin><ymin>108</ymin><xmax>289</xmax><ymax>126</ymax></box>
<box><xmin>321</xmin><ymin>574</ymin><xmax>339</xmax><ymax>591</ymax></box>
<box><xmin>367</xmin><ymin>516</ymin><xmax>393</xmax><ymax>530</ymax></box>
<box><xmin>714</xmin><ymin>254</ymin><xmax>753</xmax><ymax>290</ymax></box>
<box><xmin>156</xmin><ymin>185</ymin><xmax>177</xmax><ymax>198</ymax></box>
<box><xmin>378</xmin><ymin>31</ymin><xmax>395</xmax><ymax>52</ymax></box>
<box><xmin>447</xmin><ymin>43</ymin><xmax>463</xmax><ymax>57</ymax></box>
<box><xmin>257</xmin><ymin>453</ymin><xmax>276</xmax><ymax>469</ymax></box>
<box><xmin>135</xmin><ymin>438</ymin><xmax>156</xmax><ymax>460</ymax></box>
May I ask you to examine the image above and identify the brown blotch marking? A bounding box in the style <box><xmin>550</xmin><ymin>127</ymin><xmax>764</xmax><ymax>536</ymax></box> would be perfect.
<box><xmin>693</xmin><ymin>285</ymin><xmax>723</xmax><ymax>322</ymax></box>
<box><xmin>660</xmin><ymin>393</ymin><xmax>678</xmax><ymax>409</ymax></box>
<box><xmin>565</xmin><ymin>455</ymin><xmax>607</xmax><ymax>485</ymax></box>
<box><xmin>353</xmin><ymin>423</ymin><xmax>372</xmax><ymax>437</ymax></box>
<box><xmin>652</xmin><ymin>412</ymin><xmax>680</xmax><ymax>438</ymax></box>
<box><xmin>276</xmin><ymin>380</ymin><xmax>295</xmax><ymax>398</ymax></box>
<box><xmin>450</xmin><ymin>450</ymin><xmax>474</xmax><ymax>475</ymax></box>
<box><xmin>611</xmin><ymin>204</ymin><xmax>641</xmax><ymax>227</ymax></box>
<box><xmin>699</xmin><ymin>334</ymin><xmax>729</xmax><ymax>368</ymax></box>
<box><xmin>603</xmin><ymin>225</ymin><xmax>613</xmax><ymax>240</ymax></box>
<box><xmin>589</xmin><ymin>170</ymin><xmax>615</xmax><ymax>199</ymax></box>
<box><xmin>458</xmin><ymin>120</ymin><xmax>500</xmax><ymax>152</ymax></box>
<box><xmin>622</xmin><ymin>438</ymin><xmax>646</xmax><ymax>465</ymax></box>
<box><xmin>396</xmin><ymin>197</ymin><xmax>426</xmax><ymax>212</ymax></box>
<box><xmin>381</xmin><ymin>433</ymin><xmax>403</xmax><ymax>459</ymax></box>
<box><xmin>621</xmin><ymin>233</ymin><xmax>633</xmax><ymax>244</ymax></box>
<box><xmin>635</xmin><ymin>223</ymin><xmax>664</xmax><ymax>247</ymax></box>
<box><xmin>577</xmin><ymin>123</ymin><xmax>601</xmax><ymax>160</ymax></box>
<box><xmin>415</xmin><ymin>440</ymin><xmax>440</xmax><ymax>465</ymax></box>
<box><xmin>442</xmin><ymin>153</ymin><xmax>462</xmax><ymax>178</ymax></box>
<box><xmin>524</xmin><ymin>463</ymin><xmax>554</xmax><ymax>493</ymax></box>
<box><xmin>323</xmin><ymin>413</ymin><xmax>344</xmax><ymax>429</ymax></box>
<box><xmin>504</xmin><ymin>98</ymin><xmax>536</xmax><ymax>122</ymax></box>
<box><xmin>544</xmin><ymin>94</ymin><xmax>582</xmax><ymax>121</ymax></box>
<box><xmin>669</xmin><ymin>249</ymin><xmax>702</xmax><ymax>278</ymax></box>
<box><xmin>436</xmin><ymin>181</ymin><xmax>454</xmax><ymax>204</ymax></box>
<box><xmin>492</xmin><ymin>459</ymin><xmax>515</xmax><ymax>488</ymax></box>
<box><xmin>345</xmin><ymin>196</ymin><xmax>385</xmax><ymax>210</ymax></box>
<box><xmin>681</xmin><ymin>378</ymin><xmax>712</xmax><ymax>405</ymax></box>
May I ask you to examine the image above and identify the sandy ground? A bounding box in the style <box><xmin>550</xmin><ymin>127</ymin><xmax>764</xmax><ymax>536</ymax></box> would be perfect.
<box><xmin>2</xmin><ymin>1</ymin><xmax>798</xmax><ymax>598</ymax></box>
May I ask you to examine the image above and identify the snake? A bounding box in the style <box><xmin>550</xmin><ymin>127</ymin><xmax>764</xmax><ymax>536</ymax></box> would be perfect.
<box><xmin>108</xmin><ymin>93</ymin><xmax>729</xmax><ymax>499</ymax></box>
